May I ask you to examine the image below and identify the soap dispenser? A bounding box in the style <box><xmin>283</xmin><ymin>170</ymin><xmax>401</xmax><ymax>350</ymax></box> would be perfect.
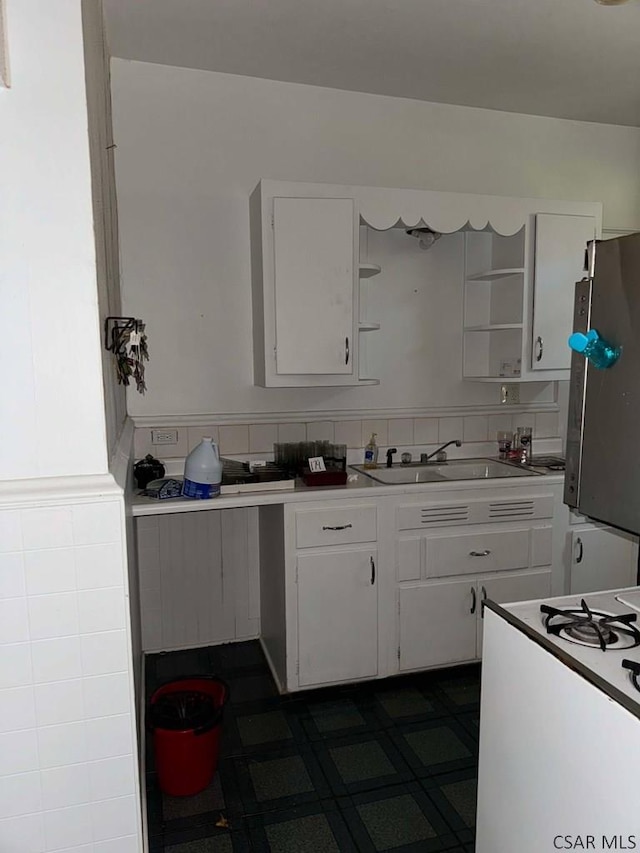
<box><xmin>363</xmin><ymin>433</ymin><xmax>379</xmax><ymax>469</ymax></box>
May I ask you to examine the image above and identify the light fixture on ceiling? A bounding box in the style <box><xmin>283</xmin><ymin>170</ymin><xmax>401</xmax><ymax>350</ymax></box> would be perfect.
<box><xmin>406</xmin><ymin>227</ymin><xmax>442</xmax><ymax>251</ymax></box>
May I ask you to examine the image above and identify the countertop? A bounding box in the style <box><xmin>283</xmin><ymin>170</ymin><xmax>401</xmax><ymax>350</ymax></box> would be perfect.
<box><xmin>130</xmin><ymin>460</ymin><xmax>564</xmax><ymax>517</ymax></box>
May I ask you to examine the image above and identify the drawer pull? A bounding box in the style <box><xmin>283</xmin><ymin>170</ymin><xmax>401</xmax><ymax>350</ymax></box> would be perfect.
<box><xmin>575</xmin><ymin>537</ymin><xmax>584</xmax><ymax>564</ymax></box>
<box><xmin>470</xmin><ymin>586</ymin><xmax>477</xmax><ymax>614</ymax></box>
<box><xmin>370</xmin><ymin>555</ymin><xmax>376</xmax><ymax>585</ymax></box>
<box><xmin>470</xmin><ymin>549</ymin><xmax>491</xmax><ymax>557</ymax></box>
<box><xmin>322</xmin><ymin>523</ymin><xmax>353</xmax><ymax>531</ymax></box>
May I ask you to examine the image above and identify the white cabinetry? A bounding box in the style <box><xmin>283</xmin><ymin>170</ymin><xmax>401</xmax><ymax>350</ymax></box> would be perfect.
<box><xmin>463</xmin><ymin>212</ymin><xmax>596</xmax><ymax>382</ymax></box>
<box><xmin>569</xmin><ymin>525</ymin><xmax>637</xmax><ymax>594</ymax></box>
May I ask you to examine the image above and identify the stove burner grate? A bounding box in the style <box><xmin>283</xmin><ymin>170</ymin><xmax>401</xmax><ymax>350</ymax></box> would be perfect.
<box><xmin>541</xmin><ymin>599</ymin><xmax>640</xmax><ymax>651</ymax></box>
<box><xmin>622</xmin><ymin>659</ymin><xmax>640</xmax><ymax>693</ymax></box>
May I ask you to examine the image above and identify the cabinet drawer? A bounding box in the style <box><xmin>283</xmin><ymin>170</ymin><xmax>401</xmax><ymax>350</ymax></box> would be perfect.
<box><xmin>295</xmin><ymin>504</ymin><xmax>377</xmax><ymax>549</ymax></box>
<box><xmin>425</xmin><ymin>528</ymin><xmax>530</xmax><ymax>579</ymax></box>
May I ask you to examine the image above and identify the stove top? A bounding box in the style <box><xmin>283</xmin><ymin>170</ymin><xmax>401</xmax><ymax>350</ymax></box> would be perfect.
<box><xmin>499</xmin><ymin>587</ymin><xmax>640</xmax><ymax>709</ymax></box>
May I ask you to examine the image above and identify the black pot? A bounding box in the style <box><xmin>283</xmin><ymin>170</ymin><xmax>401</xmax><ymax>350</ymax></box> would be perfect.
<box><xmin>134</xmin><ymin>454</ymin><xmax>166</xmax><ymax>489</ymax></box>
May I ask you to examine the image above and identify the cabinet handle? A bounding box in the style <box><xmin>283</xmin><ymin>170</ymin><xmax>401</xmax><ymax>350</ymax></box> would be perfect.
<box><xmin>345</xmin><ymin>336</ymin><xmax>350</xmax><ymax>365</ymax></box>
<box><xmin>470</xmin><ymin>586</ymin><xmax>477</xmax><ymax>614</ymax></box>
<box><xmin>322</xmin><ymin>523</ymin><xmax>353</xmax><ymax>531</ymax></box>
<box><xmin>470</xmin><ymin>550</ymin><xmax>491</xmax><ymax>557</ymax></box>
<box><xmin>481</xmin><ymin>585</ymin><xmax>487</xmax><ymax>618</ymax></box>
<box><xmin>575</xmin><ymin>537</ymin><xmax>584</xmax><ymax>564</ymax></box>
<box><xmin>535</xmin><ymin>336</ymin><xmax>544</xmax><ymax>362</ymax></box>
<box><xmin>370</xmin><ymin>555</ymin><xmax>376</xmax><ymax>585</ymax></box>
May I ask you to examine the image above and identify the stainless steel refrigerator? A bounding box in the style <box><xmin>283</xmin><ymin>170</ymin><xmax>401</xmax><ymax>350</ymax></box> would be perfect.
<box><xmin>565</xmin><ymin>232</ymin><xmax>640</xmax><ymax>535</ymax></box>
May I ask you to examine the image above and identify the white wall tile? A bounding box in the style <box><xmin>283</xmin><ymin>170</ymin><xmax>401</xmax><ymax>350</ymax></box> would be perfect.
<box><xmin>72</xmin><ymin>501</ymin><xmax>121</xmax><ymax>546</ymax></box>
<box><xmin>0</xmin><ymin>644</ymin><xmax>33</xmax><ymax>689</ymax></box>
<box><xmin>0</xmin><ymin>512</ymin><xmax>22</xmax><ymax>554</ymax></box>
<box><xmin>0</xmin><ymin>598</ymin><xmax>29</xmax><ymax>643</ymax></box>
<box><xmin>413</xmin><ymin>418</ymin><xmax>439</xmax><ymax>445</ymax></box>
<box><xmin>43</xmin><ymin>803</ymin><xmax>93</xmax><ymax>850</ymax></box>
<box><xmin>32</xmin><ymin>637</ymin><xmax>82</xmax><ymax>684</ymax></box>
<box><xmin>0</xmin><ymin>729</ymin><xmax>39</xmax><ymax>775</ymax></box>
<box><xmin>133</xmin><ymin>428</ymin><xmax>155</xmax><ymax>460</ymax></box>
<box><xmin>78</xmin><ymin>589</ymin><xmax>125</xmax><ymax>634</ymax></box>
<box><xmin>94</xmin><ymin>835</ymin><xmax>140</xmax><ymax>853</ymax></box>
<box><xmin>361</xmin><ymin>419</ymin><xmax>388</xmax><ymax>447</ymax></box>
<box><xmin>277</xmin><ymin>422</ymin><xmax>306</xmax><ymax>444</ymax></box>
<box><xmin>40</xmin><ymin>763</ymin><xmax>91</xmax><ymax>810</ymax></box>
<box><xmin>306</xmin><ymin>421</ymin><xmax>335</xmax><ymax>442</ymax></box>
<box><xmin>388</xmin><ymin>419</ymin><xmax>414</xmax><ymax>446</ymax></box>
<box><xmin>187</xmin><ymin>425</ymin><xmax>220</xmax><ymax>452</ymax></box>
<box><xmin>91</xmin><ymin>795</ymin><xmax>138</xmax><ymax>842</ymax></box>
<box><xmin>80</xmin><ymin>631</ymin><xmax>128</xmax><ymax>677</ymax></box>
<box><xmin>334</xmin><ymin>420</ymin><xmax>362</xmax><ymax>449</ymax></box>
<box><xmin>83</xmin><ymin>673</ymin><xmax>131</xmax><ymax>718</ymax></box>
<box><xmin>218</xmin><ymin>424</ymin><xmax>249</xmax><ymax>454</ymax></box>
<box><xmin>75</xmin><ymin>543</ymin><xmax>123</xmax><ymax>591</ymax></box>
<box><xmin>463</xmin><ymin>415</ymin><xmax>489</xmax><ymax>442</ymax></box>
<box><xmin>0</xmin><ymin>553</ymin><xmax>26</xmax><ymax>599</ymax></box>
<box><xmin>0</xmin><ymin>772</ymin><xmax>42</xmax><ymax>819</ymax></box>
<box><xmin>535</xmin><ymin>411</ymin><xmax>560</xmax><ymax>437</ymax></box>
<box><xmin>35</xmin><ymin>679</ymin><xmax>84</xmax><ymax>726</ymax></box>
<box><xmin>488</xmin><ymin>413</ymin><xmax>513</xmax><ymax>438</ymax></box>
<box><xmin>248</xmin><ymin>423</ymin><xmax>278</xmax><ymax>453</ymax></box>
<box><xmin>0</xmin><ymin>813</ymin><xmax>45</xmax><ymax>853</ymax></box>
<box><xmin>24</xmin><ymin>548</ymin><xmax>76</xmax><ymax>596</ymax></box>
<box><xmin>21</xmin><ymin>507</ymin><xmax>73</xmax><ymax>551</ymax></box>
<box><xmin>28</xmin><ymin>592</ymin><xmax>79</xmax><ymax>641</ymax></box>
<box><xmin>85</xmin><ymin>714</ymin><xmax>132</xmax><ymax>761</ymax></box>
<box><xmin>37</xmin><ymin>721</ymin><xmax>87</xmax><ymax>769</ymax></box>
<box><xmin>0</xmin><ymin>687</ymin><xmax>36</xmax><ymax>733</ymax></box>
<box><xmin>512</xmin><ymin>413</ymin><xmax>536</xmax><ymax>432</ymax></box>
<box><xmin>89</xmin><ymin>756</ymin><xmax>135</xmax><ymax>802</ymax></box>
<box><xmin>150</xmin><ymin>426</ymin><xmax>188</xmax><ymax>458</ymax></box>
<box><xmin>438</xmin><ymin>417</ymin><xmax>464</xmax><ymax>443</ymax></box>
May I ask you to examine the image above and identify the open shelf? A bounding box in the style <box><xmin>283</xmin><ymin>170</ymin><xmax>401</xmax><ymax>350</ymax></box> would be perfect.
<box><xmin>465</xmin><ymin>267</ymin><xmax>525</xmax><ymax>282</ymax></box>
<box><xmin>358</xmin><ymin>322</ymin><xmax>381</xmax><ymax>332</ymax></box>
<box><xmin>359</xmin><ymin>262</ymin><xmax>382</xmax><ymax>278</ymax></box>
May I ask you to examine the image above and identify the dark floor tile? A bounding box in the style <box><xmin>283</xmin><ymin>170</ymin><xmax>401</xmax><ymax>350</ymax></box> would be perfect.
<box><xmin>163</xmin><ymin>776</ymin><xmax>225</xmax><ymax>821</ymax></box>
<box><xmin>227</xmin><ymin>672</ymin><xmax>279</xmax><ymax>705</ymax></box>
<box><xmin>391</xmin><ymin>720</ymin><xmax>477</xmax><ymax>779</ymax></box>
<box><xmin>250</xmin><ymin>755</ymin><xmax>314</xmax><ymax>801</ymax></box>
<box><xmin>162</xmin><ymin>825</ymin><xmax>251</xmax><ymax>853</ymax></box>
<box><xmin>375</xmin><ymin>686</ymin><xmax>435</xmax><ymax>719</ymax></box>
<box><xmin>342</xmin><ymin>783</ymin><xmax>458</xmax><ymax>852</ymax></box>
<box><xmin>154</xmin><ymin>649</ymin><xmax>214</xmax><ymax>685</ymax></box>
<box><xmin>246</xmin><ymin>802</ymin><xmax>357</xmax><ymax>852</ymax></box>
<box><xmin>165</xmin><ymin>837</ymin><xmax>233</xmax><ymax>853</ymax></box>
<box><xmin>309</xmin><ymin>698</ymin><xmax>365</xmax><ymax>733</ymax></box>
<box><xmin>314</xmin><ymin>730</ymin><xmax>412</xmax><ymax>797</ymax></box>
<box><xmin>236</xmin><ymin>709</ymin><xmax>292</xmax><ymax>747</ymax></box>
<box><xmin>423</xmin><ymin>769</ymin><xmax>478</xmax><ymax>833</ymax></box>
<box><xmin>208</xmin><ymin>641</ymin><xmax>267</xmax><ymax>675</ymax></box>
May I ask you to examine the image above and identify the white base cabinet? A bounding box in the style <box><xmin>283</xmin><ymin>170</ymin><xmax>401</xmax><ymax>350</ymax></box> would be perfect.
<box><xmin>569</xmin><ymin>525</ymin><xmax>637</xmax><ymax>594</ymax></box>
<box><xmin>297</xmin><ymin>547</ymin><xmax>378</xmax><ymax>687</ymax></box>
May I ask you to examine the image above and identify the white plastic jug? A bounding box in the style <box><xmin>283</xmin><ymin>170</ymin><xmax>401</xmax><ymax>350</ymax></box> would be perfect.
<box><xmin>182</xmin><ymin>438</ymin><xmax>222</xmax><ymax>499</ymax></box>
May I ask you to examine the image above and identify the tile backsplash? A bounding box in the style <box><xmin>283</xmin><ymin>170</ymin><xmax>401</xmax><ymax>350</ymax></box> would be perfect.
<box><xmin>134</xmin><ymin>409</ymin><xmax>561</xmax><ymax>460</ymax></box>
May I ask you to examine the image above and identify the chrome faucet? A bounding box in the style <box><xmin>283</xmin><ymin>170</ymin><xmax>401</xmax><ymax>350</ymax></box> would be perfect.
<box><xmin>420</xmin><ymin>439</ymin><xmax>462</xmax><ymax>464</ymax></box>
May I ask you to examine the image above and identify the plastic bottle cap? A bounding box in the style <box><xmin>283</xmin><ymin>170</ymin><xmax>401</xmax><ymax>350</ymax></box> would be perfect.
<box><xmin>568</xmin><ymin>332</ymin><xmax>589</xmax><ymax>353</ymax></box>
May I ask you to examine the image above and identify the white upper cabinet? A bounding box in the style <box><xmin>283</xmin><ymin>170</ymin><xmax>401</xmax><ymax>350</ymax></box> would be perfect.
<box><xmin>532</xmin><ymin>213</ymin><xmax>596</xmax><ymax>373</ymax></box>
<box><xmin>273</xmin><ymin>197</ymin><xmax>354</xmax><ymax>376</ymax></box>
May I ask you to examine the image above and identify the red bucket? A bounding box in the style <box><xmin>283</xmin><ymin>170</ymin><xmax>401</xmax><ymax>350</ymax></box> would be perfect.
<box><xmin>148</xmin><ymin>676</ymin><xmax>228</xmax><ymax>797</ymax></box>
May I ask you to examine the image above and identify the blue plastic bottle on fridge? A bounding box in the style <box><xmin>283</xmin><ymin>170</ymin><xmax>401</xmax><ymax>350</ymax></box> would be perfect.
<box><xmin>568</xmin><ymin>329</ymin><xmax>621</xmax><ymax>369</ymax></box>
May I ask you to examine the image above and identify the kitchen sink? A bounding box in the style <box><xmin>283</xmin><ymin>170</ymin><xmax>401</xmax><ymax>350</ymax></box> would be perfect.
<box><xmin>351</xmin><ymin>458</ymin><xmax>542</xmax><ymax>485</ymax></box>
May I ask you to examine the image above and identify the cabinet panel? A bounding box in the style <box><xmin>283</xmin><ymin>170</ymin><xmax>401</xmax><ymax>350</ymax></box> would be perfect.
<box><xmin>424</xmin><ymin>528</ymin><xmax>530</xmax><ymax>579</ymax></box>
<box><xmin>273</xmin><ymin>197</ymin><xmax>354</xmax><ymax>375</ymax></box>
<box><xmin>570</xmin><ymin>527</ymin><xmax>637</xmax><ymax>594</ymax></box>
<box><xmin>532</xmin><ymin>213</ymin><xmax>595</xmax><ymax>372</ymax></box>
<box><xmin>399</xmin><ymin>580</ymin><xmax>477</xmax><ymax>672</ymax></box>
<box><xmin>297</xmin><ymin>548</ymin><xmax>378</xmax><ymax>687</ymax></box>
<box><xmin>295</xmin><ymin>504</ymin><xmax>377</xmax><ymax>549</ymax></box>
<box><xmin>477</xmin><ymin>569</ymin><xmax>552</xmax><ymax>655</ymax></box>
<box><xmin>397</xmin><ymin>536</ymin><xmax>421</xmax><ymax>581</ymax></box>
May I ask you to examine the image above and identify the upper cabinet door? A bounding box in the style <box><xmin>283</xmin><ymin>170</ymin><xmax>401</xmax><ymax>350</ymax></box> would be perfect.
<box><xmin>273</xmin><ymin>197</ymin><xmax>355</xmax><ymax>375</ymax></box>
<box><xmin>532</xmin><ymin>213</ymin><xmax>596</xmax><ymax>372</ymax></box>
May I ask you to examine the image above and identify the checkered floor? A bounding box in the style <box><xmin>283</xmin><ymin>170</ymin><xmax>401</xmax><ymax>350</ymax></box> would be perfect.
<box><xmin>145</xmin><ymin>642</ymin><xmax>480</xmax><ymax>852</ymax></box>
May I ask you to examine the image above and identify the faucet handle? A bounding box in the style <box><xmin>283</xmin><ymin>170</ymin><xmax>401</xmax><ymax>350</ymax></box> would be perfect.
<box><xmin>420</xmin><ymin>453</ymin><xmax>429</xmax><ymax>464</ymax></box>
<box><xmin>434</xmin><ymin>451</ymin><xmax>447</xmax><ymax>463</ymax></box>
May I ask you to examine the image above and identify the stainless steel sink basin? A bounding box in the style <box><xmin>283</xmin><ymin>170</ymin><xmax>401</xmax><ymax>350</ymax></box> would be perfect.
<box><xmin>351</xmin><ymin>458</ymin><xmax>542</xmax><ymax>485</ymax></box>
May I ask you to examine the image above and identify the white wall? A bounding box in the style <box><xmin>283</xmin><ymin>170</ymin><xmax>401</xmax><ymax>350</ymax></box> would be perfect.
<box><xmin>0</xmin><ymin>0</ymin><xmax>109</xmax><ymax>480</ymax></box>
<box><xmin>110</xmin><ymin>60</ymin><xmax>640</xmax><ymax>421</ymax></box>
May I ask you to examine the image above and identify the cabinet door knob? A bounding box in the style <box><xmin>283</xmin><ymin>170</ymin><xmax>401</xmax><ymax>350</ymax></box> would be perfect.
<box><xmin>575</xmin><ymin>537</ymin><xmax>584</xmax><ymax>564</ymax></box>
<box><xmin>470</xmin><ymin>549</ymin><xmax>491</xmax><ymax>557</ymax></box>
<box><xmin>470</xmin><ymin>586</ymin><xmax>477</xmax><ymax>614</ymax></box>
<box><xmin>370</xmin><ymin>555</ymin><xmax>376</xmax><ymax>585</ymax></box>
<box><xmin>322</xmin><ymin>523</ymin><xmax>353</xmax><ymax>531</ymax></box>
<box><xmin>535</xmin><ymin>335</ymin><xmax>544</xmax><ymax>362</ymax></box>
<box><xmin>345</xmin><ymin>336</ymin><xmax>350</xmax><ymax>365</ymax></box>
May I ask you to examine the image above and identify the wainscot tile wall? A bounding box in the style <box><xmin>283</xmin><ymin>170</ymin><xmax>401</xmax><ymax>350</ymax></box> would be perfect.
<box><xmin>134</xmin><ymin>410</ymin><xmax>560</xmax><ymax>460</ymax></box>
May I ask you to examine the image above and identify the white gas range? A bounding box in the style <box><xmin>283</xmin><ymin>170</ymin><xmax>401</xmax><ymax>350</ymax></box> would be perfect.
<box><xmin>476</xmin><ymin>587</ymin><xmax>640</xmax><ymax>853</ymax></box>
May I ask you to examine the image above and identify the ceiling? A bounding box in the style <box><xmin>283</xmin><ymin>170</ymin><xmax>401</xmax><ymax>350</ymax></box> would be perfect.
<box><xmin>103</xmin><ymin>0</ymin><xmax>640</xmax><ymax>127</ymax></box>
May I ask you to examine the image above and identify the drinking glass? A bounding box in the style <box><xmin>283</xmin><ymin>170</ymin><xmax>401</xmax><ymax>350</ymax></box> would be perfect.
<box><xmin>516</xmin><ymin>426</ymin><xmax>533</xmax><ymax>463</ymax></box>
<box><xmin>497</xmin><ymin>430</ymin><xmax>512</xmax><ymax>459</ymax></box>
